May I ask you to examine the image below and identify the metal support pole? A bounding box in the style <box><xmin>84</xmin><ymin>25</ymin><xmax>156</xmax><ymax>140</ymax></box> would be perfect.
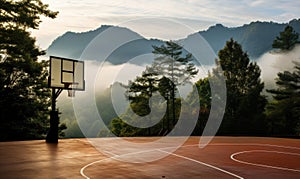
<box><xmin>46</xmin><ymin>88</ymin><xmax>62</xmax><ymax>143</ymax></box>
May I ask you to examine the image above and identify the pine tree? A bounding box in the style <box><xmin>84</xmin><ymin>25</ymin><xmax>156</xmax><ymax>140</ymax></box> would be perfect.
<box><xmin>217</xmin><ymin>39</ymin><xmax>267</xmax><ymax>135</ymax></box>
<box><xmin>126</xmin><ymin>69</ymin><xmax>159</xmax><ymax>116</ymax></box>
<box><xmin>0</xmin><ymin>0</ymin><xmax>58</xmax><ymax>140</ymax></box>
<box><xmin>117</xmin><ymin>41</ymin><xmax>198</xmax><ymax>136</ymax></box>
<box><xmin>272</xmin><ymin>25</ymin><xmax>300</xmax><ymax>51</ymax></box>
<box><xmin>267</xmin><ymin>62</ymin><xmax>300</xmax><ymax>136</ymax></box>
<box><xmin>152</xmin><ymin>41</ymin><xmax>198</xmax><ymax>128</ymax></box>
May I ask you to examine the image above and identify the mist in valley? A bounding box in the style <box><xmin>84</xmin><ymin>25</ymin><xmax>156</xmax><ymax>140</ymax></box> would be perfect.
<box><xmin>57</xmin><ymin>44</ymin><xmax>300</xmax><ymax>138</ymax></box>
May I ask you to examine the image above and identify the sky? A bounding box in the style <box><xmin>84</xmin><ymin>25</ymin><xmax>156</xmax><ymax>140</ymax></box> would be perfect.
<box><xmin>33</xmin><ymin>0</ymin><xmax>300</xmax><ymax>49</ymax></box>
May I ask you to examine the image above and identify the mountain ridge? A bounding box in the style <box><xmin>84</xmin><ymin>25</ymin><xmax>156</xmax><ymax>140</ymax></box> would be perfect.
<box><xmin>47</xmin><ymin>19</ymin><xmax>300</xmax><ymax>64</ymax></box>
<box><xmin>197</xmin><ymin>19</ymin><xmax>300</xmax><ymax>58</ymax></box>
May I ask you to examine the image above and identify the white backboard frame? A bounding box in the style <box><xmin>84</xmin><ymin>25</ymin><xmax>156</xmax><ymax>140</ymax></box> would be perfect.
<box><xmin>49</xmin><ymin>56</ymin><xmax>85</xmax><ymax>90</ymax></box>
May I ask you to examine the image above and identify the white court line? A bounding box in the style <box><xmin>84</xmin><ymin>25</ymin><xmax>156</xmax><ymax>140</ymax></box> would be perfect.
<box><xmin>209</xmin><ymin>143</ymin><xmax>300</xmax><ymax>150</ymax></box>
<box><xmin>80</xmin><ymin>145</ymin><xmax>244</xmax><ymax>179</ymax></box>
<box><xmin>159</xmin><ymin>143</ymin><xmax>300</xmax><ymax>151</ymax></box>
<box><xmin>80</xmin><ymin>157</ymin><xmax>112</xmax><ymax>179</ymax></box>
<box><xmin>80</xmin><ymin>142</ymin><xmax>300</xmax><ymax>179</ymax></box>
<box><xmin>80</xmin><ymin>149</ymin><xmax>160</xmax><ymax>179</ymax></box>
<box><xmin>157</xmin><ymin>149</ymin><xmax>244</xmax><ymax>179</ymax></box>
<box><xmin>231</xmin><ymin>150</ymin><xmax>300</xmax><ymax>173</ymax></box>
<box><xmin>80</xmin><ymin>148</ymin><xmax>244</xmax><ymax>179</ymax></box>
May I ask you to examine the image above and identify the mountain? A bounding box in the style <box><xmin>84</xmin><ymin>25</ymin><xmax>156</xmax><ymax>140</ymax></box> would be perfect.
<box><xmin>47</xmin><ymin>25</ymin><xmax>164</xmax><ymax>65</ymax></box>
<box><xmin>47</xmin><ymin>19</ymin><xmax>300</xmax><ymax>65</ymax></box>
<box><xmin>47</xmin><ymin>25</ymin><xmax>111</xmax><ymax>59</ymax></box>
<box><xmin>196</xmin><ymin>19</ymin><xmax>300</xmax><ymax>59</ymax></box>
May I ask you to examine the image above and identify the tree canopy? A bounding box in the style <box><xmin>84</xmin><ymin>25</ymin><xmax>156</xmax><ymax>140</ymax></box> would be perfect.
<box><xmin>272</xmin><ymin>25</ymin><xmax>300</xmax><ymax>51</ymax></box>
<box><xmin>186</xmin><ymin>77</ymin><xmax>211</xmax><ymax>135</ymax></box>
<box><xmin>0</xmin><ymin>0</ymin><xmax>58</xmax><ymax>141</ymax></box>
<box><xmin>152</xmin><ymin>41</ymin><xmax>198</xmax><ymax>127</ymax></box>
<box><xmin>110</xmin><ymin>41</ymin><xmax>198</xmax><ymax>136</ymax></box>
<box><xmin>217</xmin><ymin>38</ymin><xmax>267</xmax><ymax>135</ymax></box>
<box><xmin>267</xmin><ymin>62</ymin><xmax>300</xmax><ymax>136</ymax></box>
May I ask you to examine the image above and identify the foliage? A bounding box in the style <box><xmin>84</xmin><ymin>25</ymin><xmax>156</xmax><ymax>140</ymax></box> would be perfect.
<box><xmin>151</xmin><ymin>41</ymin><xmax>198</xmax><ymax>128</ymax></box>
<box><xmin>96</xmin><ymin>86</ymin><xmax>119</xmax><ymax>125</ymax></box>
<box><xmin>126</xmin><ymin>69</ymin><xmax>159</xmax><ymax>116</ymax></box>
<box><xmin>0</xmin><ymin>0</ymin><xmax>58</xmax><ymax>140</ymax></box>
<box><xmin>186</xmin><ymin>78</ymin><xmax>211</xmax><ymax>135</ymax></box>
<box><xmin>272</xmin><ymin>25</ymin><xmax>300</xmax><ymax>51</ymax></box>
<box><xmin>266</xmin><ymin>62</ymin><xmax>300</xmax><ymax>136</ymax></box>
<box><xmin>110</xmin><ymin>41</ymin><xmax>198</xmax><ymax>136</ymax></box>
<box><xmin>109</xmin><ymin>98</ymin><xmax>182</xmax><ymax>137</ymax></box>
<box><xmin>217</xmin><ymin>38</ymin><xmax>267</xmax><ymax>135</ymax></box>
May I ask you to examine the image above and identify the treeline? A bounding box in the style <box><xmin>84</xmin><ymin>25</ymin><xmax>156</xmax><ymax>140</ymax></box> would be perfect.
<box><xmin>105</xmin><ymin>26</ymin><xmax>300</xmax><ymax>137</ymax></box>
<box><xmin>0</xmin><ymin>0</ymin><xmax>61</xmax><ymax>141</ymax></box>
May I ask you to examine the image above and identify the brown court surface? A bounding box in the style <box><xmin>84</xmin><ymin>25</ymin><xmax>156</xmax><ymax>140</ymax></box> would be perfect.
<box><xmin>0</xmin><ymin>137</ymin><xmax>299</xmax><ymax>178</ymax></box>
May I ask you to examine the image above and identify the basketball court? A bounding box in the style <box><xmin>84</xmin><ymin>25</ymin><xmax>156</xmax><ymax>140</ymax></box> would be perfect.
<box><xmin>0</xmin><ymin>137</ymin><xmax>299</xmax><ymax>178</ymax></box>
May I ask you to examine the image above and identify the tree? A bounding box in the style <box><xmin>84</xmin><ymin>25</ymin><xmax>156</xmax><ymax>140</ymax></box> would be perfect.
<box><xmin>126</xmin><ymin>69</ymin><xmax>159</xmax><ymax>116</ymax></box>
<box><xmin>0</xmin><ymin>0</ymin><xmax>58</xmax><ymax>140</ymax></box>
<box><xmin>152</xmin><ymin>41</ymin><xmax>198</xmax><ymax>128</ymax></box>
<box><xmin>217</xmin><ymin>38</ymin><xmax>267</xmax><ymax>135</ymax></box>
<box><xmin>158</xmin><ymin>76</ymin><xmax>173</xmax><ymax>132</ymax></box>
<box><xmin>267</xmin><ymin>62</ymin><xmax>300</xmax><ymax>136</ymax></box>
<box><xmin>110</xmin><ymin>41</ymin><xmax>198</xmax><ymax>136</ymax></box>
<box><xmin>186</xmin><ymin>77</ymin><xmax>211</xmax><ymax>135</ymax></box>
<box><xmin>272</xmin><ymin>25</ymin><xmax>300</xmax><ymax>51</ymax></box>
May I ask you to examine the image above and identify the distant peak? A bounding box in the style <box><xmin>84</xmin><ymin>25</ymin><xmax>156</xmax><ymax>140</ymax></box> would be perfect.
<box><xmin>215</xmin><ymin>23</ymin><xmax>225</xmax><ymax>27</ymax></box>
<box><xmin>94</xmin><ymin>25</ymin><xmax>113</xmax><ymax>31</ymax></box>
<box><xmin>205</xmin><ymin>23</ymin><xmax>228</xmax><ymax>32</ymax></box>
<box><xmin>209</xmin><ymin>23</ymin><xmax>226</xmax><ymax>29</ymax></box>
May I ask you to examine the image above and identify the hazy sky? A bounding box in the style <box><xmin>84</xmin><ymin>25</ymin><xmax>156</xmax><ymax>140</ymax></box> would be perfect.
<box><xmin>34</xmin><ymin>0</ymin><xmax>300</xmax><ymax>49</ymax></box>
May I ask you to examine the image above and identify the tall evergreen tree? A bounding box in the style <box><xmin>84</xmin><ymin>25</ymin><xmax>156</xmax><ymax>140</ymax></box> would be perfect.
<box><xmin>152</xmin><ymin>41</ymin><xmax>198</xmax><ymax>128</ymax></box>
<box><xmin>267</xmin><ymin>62</ymin><xmax>300</xmax><ymax>136</ymax></box>
<box><xmin>272</xmin><ymin>25</ymin><xmax>300</xmax><ymax>51</ymax></box>
<box><xmin>217</xmin><ymin>38</ymin><xmax>267</xmax><ymax>135</ymax></box>
<box><xmin>0</xmin><ymin>0</ymin><xmax>58</xmax><ymax>140</ymax></box>
<box><xmin>113</xmin><ymin>41</ymin><xmax>198</xmax><ymax>136</ymax></box>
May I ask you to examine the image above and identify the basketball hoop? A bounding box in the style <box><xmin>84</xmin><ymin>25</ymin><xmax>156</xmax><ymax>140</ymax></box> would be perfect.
<box><xmin>68</xmin><ymin>89</ymin><xmax>75</xmax><ymax>97</ymax></box>
<box><xmin>64</xmin><ymin>83</ymin><xmax>78</xmax><ymax>97</ymax></box>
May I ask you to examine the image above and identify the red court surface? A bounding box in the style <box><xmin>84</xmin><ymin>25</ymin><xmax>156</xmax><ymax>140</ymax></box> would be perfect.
<box><xmin>0</xmin><ymin>137</ymin><xmax>299</xmax><ymax>178</ymax></box>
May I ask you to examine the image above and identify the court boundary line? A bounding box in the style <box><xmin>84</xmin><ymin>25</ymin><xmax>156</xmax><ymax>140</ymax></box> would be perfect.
<box><xmin>208</xmin><ymin>143</ymin><xmax>300</xmax><ymax>150</ymax></box>
<box><xmin>157</xmin><ymin>149</ymin><xmax>244</xmax><ymax>179</ymax></box>
<box><xmin>80</xmin><ymin>142</ymin><xmax>300</xmax><ymax>179</ymax></box>
<box><xmin>230</xmin><ymin>150</ymin><xmax>300</xmax><ymax>173</ymax></box>
<box><xmin>80</xmin><ymin>145</ymin><xmax>244</xmax><ymax>179</ymax></box>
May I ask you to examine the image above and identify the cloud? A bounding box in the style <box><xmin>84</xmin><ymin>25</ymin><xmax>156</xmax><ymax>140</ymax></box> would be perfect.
<box><xmin>35</xmin><ymin>0</ymin><xmax>300</xmax><ymax>49</ymax></box>
<box><xmin>42</xmin><ymin>0</ymin><xmax>300</xmax><ymax>26</ymax></box>
<box><xmin>257</xmin><ymin>45</ymin><xmax>300</xmax><ymax>93</ymax></box>
<box><xmin>95</xmin><ymin>62</ymin><xmax>146</xmax><ymax>90</ymax></box>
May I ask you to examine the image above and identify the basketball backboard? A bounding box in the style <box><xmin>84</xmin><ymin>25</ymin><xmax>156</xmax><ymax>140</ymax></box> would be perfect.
<box><xmin>49</xmin><ymin>56</ymin><xmax>85</xmax><ymax>90</ymax></box>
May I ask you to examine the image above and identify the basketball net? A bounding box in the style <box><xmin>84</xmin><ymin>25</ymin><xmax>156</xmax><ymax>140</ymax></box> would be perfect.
<box><xmin>66</xmin><ymin>83</ymin><xmax>78</xmax><ymax>97</ymax></box>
